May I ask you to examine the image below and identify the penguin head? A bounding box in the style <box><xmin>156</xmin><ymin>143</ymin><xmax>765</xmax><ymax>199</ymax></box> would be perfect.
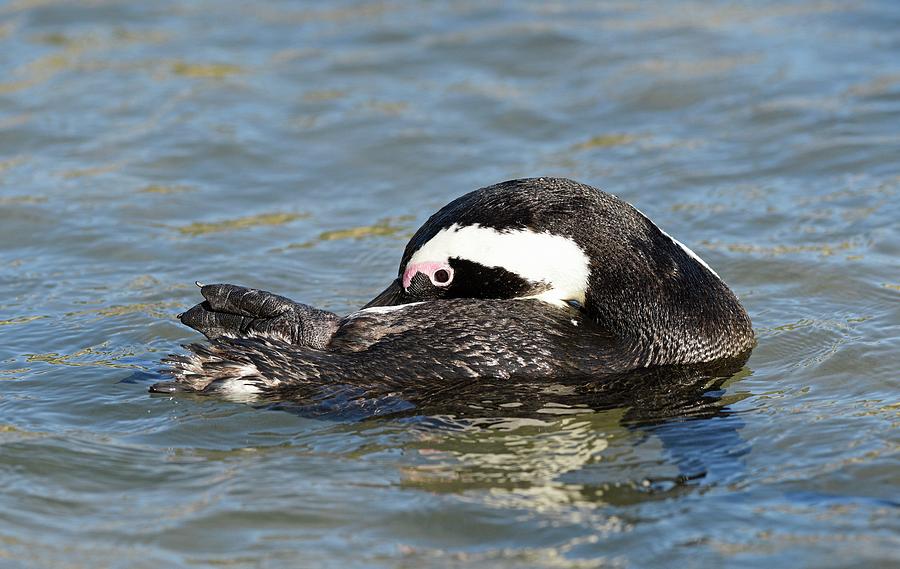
<box><xmin>365</xmin><ymin>177</ymin><xmax>753</xmax><ymax>365</ymax></box>
<box><xmin>365</xmin><ymin>178</ymin><xmax>596</xmax><ymax>308</ymax></box>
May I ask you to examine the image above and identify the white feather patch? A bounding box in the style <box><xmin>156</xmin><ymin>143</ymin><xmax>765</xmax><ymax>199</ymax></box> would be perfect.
<box><xmin>630</xmin><ymin>206</ymin><xmax>721</xmax><ymax>280</ymax></box>
<box><xmin>217</xmin><ymin>363</ymin><xmax>265</xmax><ymax>402</ymax></box>
<box><xmin>409</xmin><ymin>223</ymin><xmax>591</xmax><ymax>305</ymax></box>
<box><xmin>221</xmin><ymin>378</ymin><xmax>262</xmax><ymax>397</ymax></box>
<box><xmin>359</xmin><ymin>302</ymin><xmax>424</xmax><ymax>315</ymax></box>
<box><xmin>663</xmin><ymin>230</ymin><xmax>721</xmax><ymax>279</ymax></box>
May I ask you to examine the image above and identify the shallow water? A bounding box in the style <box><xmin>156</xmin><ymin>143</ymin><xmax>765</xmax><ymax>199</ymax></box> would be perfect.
<box><xmin>1</xmin><ymin>1</ymin><xmax>899</xmax><ymax>567</ymax></box>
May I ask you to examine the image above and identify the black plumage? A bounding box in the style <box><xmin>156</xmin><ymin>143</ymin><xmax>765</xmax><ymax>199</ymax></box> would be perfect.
<box><xmin>154</xmin><ymin>178</ymin><xmax>754</xmax><ymax>402</ymax></box>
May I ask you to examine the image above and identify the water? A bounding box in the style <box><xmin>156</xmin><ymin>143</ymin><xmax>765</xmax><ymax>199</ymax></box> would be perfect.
<box><xmin>1</xmin><ymin>0</ymin><xmax>898</xmax><ymax>567</ymax></box>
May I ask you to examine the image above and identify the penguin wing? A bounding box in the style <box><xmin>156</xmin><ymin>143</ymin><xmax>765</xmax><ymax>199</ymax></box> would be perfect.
<box><xmin>178</xmin><ymin>283</ymin><xmax>339</xmax><ymax>349</ymax></box>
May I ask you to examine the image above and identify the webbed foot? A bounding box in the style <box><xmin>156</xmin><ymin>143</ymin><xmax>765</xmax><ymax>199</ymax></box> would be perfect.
<box><xmin>178</xmin><ymin>284</ymin><xmax>339</xmax><ymax>348</ymax></box>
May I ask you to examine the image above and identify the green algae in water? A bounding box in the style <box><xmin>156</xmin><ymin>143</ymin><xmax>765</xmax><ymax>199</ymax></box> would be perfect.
<box><xmin>171</xmin><ymin>61</ymin><xmax>243</xmax><ymax>78</ymax></box>
<box><xmin>176</xmin><ymin>212</ymin><xmax>306</xmax><ymax>236</ymax></box>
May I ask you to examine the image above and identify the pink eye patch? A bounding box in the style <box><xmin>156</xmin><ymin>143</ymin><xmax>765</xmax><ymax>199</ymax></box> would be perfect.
<box><xmin>402</xmin><ymin>261</ymin><xmax>454</xmax><ymax>289</ymax></box>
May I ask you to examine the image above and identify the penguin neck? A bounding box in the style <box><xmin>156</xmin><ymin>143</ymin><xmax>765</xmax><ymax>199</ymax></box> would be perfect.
<box><xmin>583</xmin><ymin>248</ymin><xmax>754</xmax><ymax>367</ymax></box>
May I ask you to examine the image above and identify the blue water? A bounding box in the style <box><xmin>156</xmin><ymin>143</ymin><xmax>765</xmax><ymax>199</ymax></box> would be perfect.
<box><xmin>1</xmin><ymin>1</ymin><xmax>898</xmax><ymax>567</ymax></box>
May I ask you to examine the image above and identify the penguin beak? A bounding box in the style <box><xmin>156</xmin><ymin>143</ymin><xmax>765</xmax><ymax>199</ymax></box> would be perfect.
<box><xmin>363</xmin><ymin>278</ymin><xmax>407</xmax><ymax>308</ymax></box>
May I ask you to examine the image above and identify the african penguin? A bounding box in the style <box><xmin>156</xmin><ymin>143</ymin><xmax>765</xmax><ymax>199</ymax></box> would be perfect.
<box><xmin>154</xmin><ymin>177</ymin><xmax>754</xmax><ymax>401</ymax></box>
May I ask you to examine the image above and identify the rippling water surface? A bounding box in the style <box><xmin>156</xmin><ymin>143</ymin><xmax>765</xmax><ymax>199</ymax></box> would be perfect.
<box><xmin>1</xmin><ymin>1</ymin><xmax>898</xmax><ymax>567</ymax></box>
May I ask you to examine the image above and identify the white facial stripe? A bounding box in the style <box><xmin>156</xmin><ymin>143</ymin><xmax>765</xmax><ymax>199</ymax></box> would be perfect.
<box><xmin>630</xmin><ymin>206</ymin><xmax>721</xmax><ymax>280</ymax></box>
<box><xmin>409</xmin><ymin>223</ymin><xmax>590</xmax><ymax>304</ymax></box>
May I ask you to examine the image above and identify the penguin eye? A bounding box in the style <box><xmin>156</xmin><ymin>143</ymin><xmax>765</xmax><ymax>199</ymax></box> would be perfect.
<box><xmin>402</xmin><ymin>261</ymin><xmax>454</xmax><ymax>291</ymax></box>
<box><xmin>432</xmin><ymin>268</ymin><xmax>452</xmax><ymax>286</ymax></box>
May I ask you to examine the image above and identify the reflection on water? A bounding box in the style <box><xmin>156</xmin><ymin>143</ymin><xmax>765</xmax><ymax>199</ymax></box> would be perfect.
<box><xmin>263</xmin><ymin>358</ymin><xmax>753</xmax><ymax>519</ymax></box>
<box><xmin>402</xmin><ymin>367</ymin><xmax>750</xmax><ymax>500</ymax></box>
